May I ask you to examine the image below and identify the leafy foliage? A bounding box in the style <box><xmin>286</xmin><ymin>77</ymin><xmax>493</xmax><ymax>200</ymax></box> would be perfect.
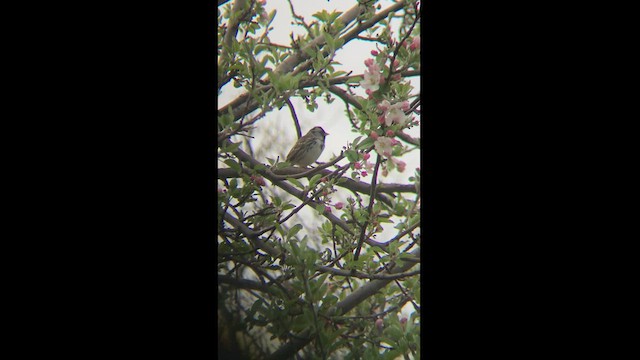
<box><xmin>218</xmin><ymin>1</ymin><xmax>421</xmax><ymax>358</ymax></box>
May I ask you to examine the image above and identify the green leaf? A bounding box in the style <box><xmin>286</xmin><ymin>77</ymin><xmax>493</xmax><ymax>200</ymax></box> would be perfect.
<box><xmin>309</xmin><ymin>174</ymin><xmax>323</xmax><ymax>188</ymax></box>
<box><xmin>357</xmin><ymin>137</ymin><xmax>375</xmax><ymax>150</ymax></box>
<box><xmin>226</xmin><ymin>142</ymin><xmax>241</xmax><ymax>153</ymax></box>
<box><xmin>223</xmin><ymin>159</ymin><xmax>241</xmax><ymax>173</ymax></box>
<box><xmin>345</xmin><ymin>149</ymin><xmax>358</xmax><ymax>163</ymax></box>
<box><xmin>324</xmin><ymin>33</ymin><xmax>334</xmax><ymax>49</ymax></box>
<box><xmin>408</xmin><ymin>213</ymin><xmax>420</xmax><ymax>227</ymax></box>
<box><xmin>288</xmin><ymin>224</ymin><xmax>303</xmax><ymax>240</ymax></box>
<box><xmin>271</xmin><ymin>196</ymin><xmax>282</xmax><ymax>207</ymax></box>
<box><xmin>386</xmin><ymin>324</ymin><xmax>404</xmax><ymax>340</ymax></box>
<box><xmin>287</xmin><ymin>177</ymin><xmax>305</xmax><ymax>189</ymax></box>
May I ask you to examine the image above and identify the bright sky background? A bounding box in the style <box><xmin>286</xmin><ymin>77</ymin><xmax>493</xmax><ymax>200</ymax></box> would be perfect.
<box><xmin>219</xmin><ymin>0</ymin><xmax>420</xmax><ymax>319</ymax></box>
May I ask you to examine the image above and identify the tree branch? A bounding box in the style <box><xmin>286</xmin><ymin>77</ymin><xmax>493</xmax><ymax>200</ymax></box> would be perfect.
<box><xmin>315</xmin><ymin>266</ymin><xmax>419</xmax><ymax>281</ymax></box>
<box><xmin>222</xmin><ymin>212</ymin><xmax>282</xmax><ymax>258</ymax></box>
<box><xmin>353</xmin><ymin>153</ymin><xmax>382</xmax><ymax>260</ymax></box>
<box><xmin>266</xmin><ymin>248</ymin><xmax>420</xmax><ymax>360</ymax></box>
<box><xmin>217</xmin><ymin>167</ymin><xmax>416</xmax><ymax>204</ymax></box>
<box><xmin>218</xmin><ymin>1</ymin><xmax>409</xmax><ymax>123</ymax></box>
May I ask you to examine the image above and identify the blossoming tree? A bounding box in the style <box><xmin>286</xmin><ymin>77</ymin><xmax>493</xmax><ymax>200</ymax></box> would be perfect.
<box><xmin>218</xmin><ymin>0</ymin><xmax>421</xmax><ymax>358</ymax></box>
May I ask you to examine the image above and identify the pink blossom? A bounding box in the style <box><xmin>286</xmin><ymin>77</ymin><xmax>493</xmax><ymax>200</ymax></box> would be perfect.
<box><xmin>324</xmin><ymin>206</ymin><xmax>332</xmax><ymax>213</ymax></box>
<box><xmin>374</xmin><ymin>136</ymin><xmax>394</xmax><ymax>157</ymax></box>
<box><xmin>377</xmin><ymin>100</ymin><xmax>390</xmax><ymax>112</ymax></box>
<box><xmin>334</xmin><ymin>202</ymin><xmax>344</xmax><ymax>210</ymax></box>
<box><xmin>354</xmin><ymin>162</ymin><xmax>362</xmax><ymax>170</ymax></box>
<box><xmin>361</xmin><ymin>171</ymin><xmax>368</xmax><ymax>177</ymax></box>
<box><xmin>390</xmin><ymin>138</ymin><xmax>400</xmax><ymax>146</ymax></box>
<box><xmin>385</xmin><ymin>104</ymin><xmax>409</xmax><ymax>126</ymax></box>
<box><xmin>359</xmin><ymin>61</ymin><xmax>382</xmax><ymax>93</ymax></box>
<box><xmin>370</xmin><ymin>50</ymin><xmax>379</xmax><ymax>56</ymax></box>
<box><xmin>364</xmin><ymin>161</ymin><xmax>374</xmax><ymax>172</ymax></box>
<box><xmin>386</xmin><ymin>130</ymin><xmax>395</xmax><ymax>137</ymax></box>
<box><xmin>362</xmin><ymin>152</ymin><xmax>370</xmax><ymax>161</ymax></box>
<box><xmin>369</xmin><ymin>131</ymin><xmax>379</xmax><ymax>140</ymax></box>
<box><xmin>409</xmin><ymin>36</ymin><xmax>420</xmax><ymax>51</ymax></box>
<box><xmin>378</xmin><ymin>115</ymin><xmax>385</xmax><ymax>124</ymax></box>
<box><xmin>393</xmin><ymin>158</ymin><xmax>406</xmax><ymax>172</ymax></box>
<box><xmin>401</xmin><ymin>101</ymin><xmax>410</xmax><ymax>111</ymax></box>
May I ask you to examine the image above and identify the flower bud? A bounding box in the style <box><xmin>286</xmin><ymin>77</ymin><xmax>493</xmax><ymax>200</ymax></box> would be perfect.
<box><xmin>370</xmin><ymin>50</ymin><xmax>379</xmax><ymax>56</ymax></box>
<box><xmin>375</xmin><ymin>318</ymin><xmax>384</xmax><ymax>333</ymax></box>
<box><xmin>334</xmin><ymin>202</ymin><xmax>344</xmax><ymax>210</ymax></box>
<box><xmin>409</xmin><ymin>36</ymin><xmax>420</xmax><ymax>51</ymax></box>
<box><xmin>377</xmin><ymin>100</ymin><xmax>390</xmax><ymax>112</ymax></box>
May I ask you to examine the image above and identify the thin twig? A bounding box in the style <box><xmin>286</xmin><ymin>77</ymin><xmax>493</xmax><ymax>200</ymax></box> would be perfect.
<box><xmin>285</xmin><ymin>98</ymin><xmax>303</xmax><ymax>139</ymax></box>
<box><xmin>353</xmin><ymin>153</ymin><xmax>382</xmax><ymax>260</ymax></box>
<box><xmin>315</xmin><ymin>266</ymin><xmax>420</xmax><ymax>280</ymax></box>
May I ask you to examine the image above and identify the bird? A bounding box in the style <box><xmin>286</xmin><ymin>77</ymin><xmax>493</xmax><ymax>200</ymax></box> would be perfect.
<box><xmin>285</xmin><ymin>126</ymin><xmax>329</xmax><ymax>167</ymax></box>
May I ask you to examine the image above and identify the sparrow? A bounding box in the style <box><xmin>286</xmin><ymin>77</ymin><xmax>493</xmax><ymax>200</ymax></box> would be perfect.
<box><xmin>285</xmin><ymin>126</ymin><xmax>329</xmax><ymax>167</ymax></box>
